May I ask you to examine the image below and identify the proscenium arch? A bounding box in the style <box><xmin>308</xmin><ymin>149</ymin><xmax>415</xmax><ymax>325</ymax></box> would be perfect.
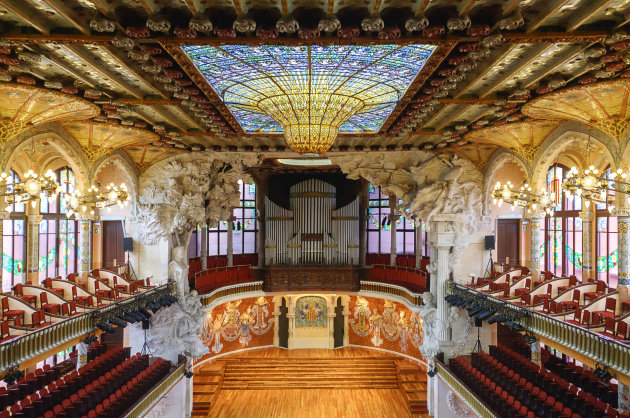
<box><xmin>3</xmin><ymin>123</ymin><xmax>90</xmax><ymax>190</ymax></box>
<box><xmin>482</xmin><ymin>149</ymin><xmax>531</xmax><ymax>216</ymax></box>
<box><xmin>530</xmin><ymin>124</ymin><xmax>617</xmax><ymax>193</ymax></box>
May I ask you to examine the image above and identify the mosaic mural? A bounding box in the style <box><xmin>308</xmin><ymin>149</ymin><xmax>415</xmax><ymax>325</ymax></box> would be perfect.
<box><xmin>295</xmin><ymin>296</ymin><xmax>327</xmax><ymax>328</ymax></box>
<box><xmin>201</xmin><ymin>296</ymin><xmax>275</xmax><ymax>355</ymax></box>
<box><xmin>349</xmin><ymin>296</ymin><xmax>424</xmax><ymax>359</ymax></box>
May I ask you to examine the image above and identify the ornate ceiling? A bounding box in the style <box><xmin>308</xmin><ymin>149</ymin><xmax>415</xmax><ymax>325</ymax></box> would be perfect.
<box><xmin>0</xmin><ymin>0</ymin><xmax>628</xmax><ymax>171</ymax></box>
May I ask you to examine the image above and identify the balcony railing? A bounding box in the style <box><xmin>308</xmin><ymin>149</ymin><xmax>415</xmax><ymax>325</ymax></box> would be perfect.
<box><xmin>435</xmin><ymin>361</ymin><xmax>497</xmax><ymax>418</ymax></box>
<box><xmin>449</xmin><ymin>282</ymin><xmax>630</xmax><ymax>377</ymax></box>
<box><xmin>124</xmin><ymin>362</ymin><xmax>186</xmax><ymax>418</ymax></box>
<box><xmin>200</xmin><ymin>281</ymin><xmax>264</xmax><ymax>307</ymax></box>
<box><xmin>360</xmin><ymin>281</ymin><xmax>423</xmax><ymax>306</ymax></box>
<box><xmin>0</xmin><ymin>283</ymin><xmax>175</xmax><ymax>372</ymax></box>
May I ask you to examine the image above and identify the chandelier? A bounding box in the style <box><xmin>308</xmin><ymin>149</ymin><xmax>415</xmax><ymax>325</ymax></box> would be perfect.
<box><xmin>63</xmin><ymin>183</ymin><xmax>130</xmax><ymax>218</ymax></box>
<box><xmin>0</xmin><ymin>170</ymin><xmax>61</xmax><ymax>211</ymax></box>
<box><xmin>258</xmin><ymin>94</ymin><xmax>364</xmax><ymax>156</ymax></box>
<box><xmin>493</xmin><ymin>181</ymin><xmax>557</xmax><ymax>215</ymax></box>
<box><xmin>562</xmin><ymin>166</ymin><xmax>625</xmax><ymax>211</ymax></box>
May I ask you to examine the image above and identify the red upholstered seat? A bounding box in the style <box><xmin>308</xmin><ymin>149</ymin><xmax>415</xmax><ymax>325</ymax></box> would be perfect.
<box><xmin>583</xmin><ymin>280</ymin><xmax>607</xmax><ymax>302</ymax></box>
<box><xmin>559</xmin><ymin>290</ymin><xmax>580</xmax><ymax>311</ymax></box>
<box><xmin>1</xmin><ymin>297</ymin><xmax>24</xmax><ymax>324</ymax></box>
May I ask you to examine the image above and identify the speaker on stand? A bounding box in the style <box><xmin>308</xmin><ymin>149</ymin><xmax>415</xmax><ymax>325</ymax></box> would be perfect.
<box><xmin>483</xmin><ymin>235</ymin><xmax>495</xmax><ymax>278</ymax></box>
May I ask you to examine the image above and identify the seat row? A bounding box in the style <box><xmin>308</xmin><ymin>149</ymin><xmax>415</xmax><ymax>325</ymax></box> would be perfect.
<box><xmin>194</xmin><ymin>266</ymin><xmax>254</xmax><ymax>294</ymax></box>
<box><xmin>368</xmin><ymin>266</ymin><xmax>427</xmax><ymax>293</ymax></box>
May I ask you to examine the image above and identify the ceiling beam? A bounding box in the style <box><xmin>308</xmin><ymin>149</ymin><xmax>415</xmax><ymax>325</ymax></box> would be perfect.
<box><xmin>566</xmin><ymin>0</ymin><xmax>617</xmax><ymax>31</ymax></box>
<box><xmin>525</xmin><ymin>0</ymin><xmax>573</xmax><ymax>32</ymax></box>
<box><xmin>149</xmin><ymin>105</ymin><xmax>188</xmax><ymax>131</ymax></box>
<box><xmin>120</xmin><ymin>99</ymin><xmax>181</xmax><ymax>105</ymax></box>
<box><xmin>39</xmin><ymin>0</ymin><xmax>89</xmax><ymax>35</ymax></box>
<box><xmin>174</xmin><ymin>106</ymin><xmax>207</xmax><ymax>131</ymax></box>
<box><xmin>0</xmin><ymin>0</ymin><xmax>51</xmax><ymax>33</ymax></box>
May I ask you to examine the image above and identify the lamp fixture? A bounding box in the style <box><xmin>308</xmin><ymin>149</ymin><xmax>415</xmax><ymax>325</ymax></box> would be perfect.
<box><xmin>1</xmin><ymin>170</ymin><xmax>61</xmax><ymax>212</ymax></box>
<box><xmin>562</xmin><ymin>166</ymin><xmax>630</xmax><ymax>212</ymax></box>
<box><xmin>63</xmin><ymin>183</ymin><xmax>130</xmax><ymax>218</ymax></box>
<box><xmin>492</xmin><ymin>180</ymin><xmax>557</xmax><ymax>215</ymax></box>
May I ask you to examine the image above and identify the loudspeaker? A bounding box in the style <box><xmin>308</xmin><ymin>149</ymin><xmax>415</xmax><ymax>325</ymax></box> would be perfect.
<box><xmin>474</xmin><ymin>317</ymin><xmax>483</xmax><ymax>327</ymax></box>
<box><xmin>142</xmin><ymin>319</ymin><xmax>150</xmax><ymax>330</ymax></box>
<box><xmin>484</xmin><ymin>235</ymin><xmax>495</xmax><ymax>250</ymax></box>
<box><xmin>123</xmin><ymin>237</ymin><xmax>133</xmax><ymax>252</ymax></box>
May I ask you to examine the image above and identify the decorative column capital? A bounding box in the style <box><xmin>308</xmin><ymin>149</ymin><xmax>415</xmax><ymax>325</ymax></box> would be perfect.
<box><xmin>28</xmin><ymin>214</ymin><xmax>43</xmax><ymax>225</ymax></box>
<box><xmin>0</xmin><ymin>210</ymin><xmax>11</xmax><ymax>220</ymax></box>
<box><xmin>525</xmin><ymin>210</ymin><xmax>546</xmax><ymax>220</ymax></box>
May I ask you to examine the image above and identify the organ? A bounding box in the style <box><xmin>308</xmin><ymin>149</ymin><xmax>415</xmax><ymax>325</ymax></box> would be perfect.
<box><xmin>265</xmin><ymin>178</ymin><xmax>359</xmax><ymax>266</ymax></box>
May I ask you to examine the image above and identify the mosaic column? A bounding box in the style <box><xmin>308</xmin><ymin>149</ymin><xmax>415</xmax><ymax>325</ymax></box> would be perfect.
<box><xmin>200</xmin><ymin>224</ymin><xmax>207</xmax><ymax>270</ymax></box>
<box><xmin>580</xmin><ymin>209</ymin><xmax>595</xmax><ymax>280</ymax></box>
<box><xmin>26</xmin><ymin>214</ymin><xmax>42</xmax><ymax>284</ymax></box>
<box><xmin>76</xmin><ymin>342</ymin><xmax>88</xmax><ymax>369</ymax></box>
<box><xmin>614</xmin><ymin>211</ymin><xmax>630</xmax><ymax>286</ymax></box>
<box><xmin>255</xmin><ymin>175</ymin><xmax>268</xmax><ymax>268</ymax></box>
<box><xmin>389</xmin><ymin>201</ymin><xmax>398</xmax><ymax>266</ymax></box>
<box><xmin>619</xmin><ymin>382</ymin><xmax>630</xmax><ymax>414</ymax></box>
<box><xmin>530</xmin><ymin>341</ymin><xmax>541</xmax><ymax>366</ymax></box>
<box><xmin>529</xmin><ymin>214</ymin><xmax>545</xmax><ymax>282</ymax></box>
<box><xmin>78</xmin><ymin>219</ymin><xmax>91</xmax><ymax>280</ymax></box>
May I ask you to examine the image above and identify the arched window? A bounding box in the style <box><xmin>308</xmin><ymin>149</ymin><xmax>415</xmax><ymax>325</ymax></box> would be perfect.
<box><xmin>39</xmin><ymin>167</ymin><xmax>78</xmax><ymax>281</ymax></box>
<box><xmin>3</xmin><ymin>170</ymin><xmax>26</xmax><ymax>291</ymax></box>
<box><xmin>543</xmin><ymin>165</ymin><xmax>582</xmax><ymax>279</ymax></box>
<box><xmin>396</xmin><ymin>200</ymin><xmax>415</xmax><ymax>255</ymax></box>
<box><xmin>367</xmin><ymin>184</ymin><xmax>391</xmax><ymax>254</ymax></box>
<box><xmin>5</xmin><ymin>170</ymin><xmax>25</xmax><ymax>213</ymax></box>
<box><xmin>596</xmin><ymin>167</ymin><xmax>618</xmax><ymax>286</ymax></box>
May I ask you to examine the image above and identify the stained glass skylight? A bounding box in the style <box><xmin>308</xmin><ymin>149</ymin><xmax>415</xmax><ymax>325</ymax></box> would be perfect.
<box><xmin>182</xmin><ymin>44</ymin><xmax>436</xmax><ymax>135</ymax></box>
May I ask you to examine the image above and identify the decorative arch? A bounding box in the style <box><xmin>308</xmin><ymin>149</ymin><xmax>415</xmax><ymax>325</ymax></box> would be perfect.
<box><xmin>92</xmin><ymin>150</ymin><xmax>140</xmax><ymax>206</ymax></box>
<box><xmin>530</xmin><ymin>123</ymin><xmax>617</xmax><ymax>192</ymax></box>
<box><xmin>482</xmin><ymin>149</ymin><xmax>530</xmax><ymax>215</ymax></box>
<box><xmin>3</xmin><ymin>123</ymin><xmax>90</xmax><ymax>189</ymax></box>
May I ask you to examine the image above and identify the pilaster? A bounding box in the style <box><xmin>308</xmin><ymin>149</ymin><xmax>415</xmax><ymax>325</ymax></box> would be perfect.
<box><xmin>415</xmin><ymin>222</ymin><xmax>423</xmax><ymax>269</ymax></box>
<box><xmin>227</xmin><ymin>219</ymin><xmax>234</xmax><ymax>267</ymax></box>
<box><xmin>527</xmin><ymin>212</ymin><xmax>545</xmax><ymax>281</ymax></box>
<box><xmin>428</xmin><ymin>215</ymin><xmax>456</xmax><ymax>343</ymax></box>
<box><xmin>613</xmin><ymin>209</ymin><xmax>630</xmax><ymax>286</ymax></box>
<box><xmin>389</xmin><ymin>199</ymin><xmax>398</xmax><ymax>266</ymax></box>
<box><xmin>580</xmin><ymin>208</ymin><xmax>595</xmax><ymax>280</ymax></box>
<box><xmin>358</xmin><ymin>180</ymin><xmax>368</xmax><ymax>268</ymax></box>
<box><xmin>27</xmin><ymin>214</ymin><xmax>42</xmax><ymax>284</ymax></box>
<box><xmin>200</xmin><ymin>224</ymin><xmax>207</xmax><ymax>270</ymax></box>
<box><xmin>78</xmin><ymin>219</ymin><xmax>91</xmax><ymax>280</ymax></box>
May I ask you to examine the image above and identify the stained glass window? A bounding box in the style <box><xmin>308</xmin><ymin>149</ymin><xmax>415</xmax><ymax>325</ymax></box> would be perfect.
<box><xmin>396</xmin><ymin>199</ymin><xmax>415</xmax><ymax>255</ymax></box>
<box><xmin>596</xmin><ymin>167</ymin><xmax>618</xmax><ymax>286</ymax></box>
<box><xmin>208</xmin><ymin>221</ymin><xmax>228</xmax><ymax>256</ymax></box>
<box><xmin>181</xmin><ymin>44</ymin><xmax>436</xmax><ymax>134</ymax></box>
<box><xmin>367</xmin><ymin>184</ymin><xmax>391</xmax><ymax>254</ymax></box>
<box><xmin>188</xmin><ymin>226</ymin><xmax>202</xmax><ymax>259</ymax></box>
<box><xmin>2</xmin><ymin>219</ymin><xmax>24</xmax><ymax>292</ymax></box>
<box><xmin>39</xmin><ymin>167</ymin><xmax>78</xmax><ymax>280</ymax></box>
<box><xmin>233</xmin><ymin>180</ymin><xmax>257</xmax><ymax>255</ymax></box>
<box><xmin>6</xmin><ymin>170</ymin><xmax>25</xmax><ymax>213</ymax></box>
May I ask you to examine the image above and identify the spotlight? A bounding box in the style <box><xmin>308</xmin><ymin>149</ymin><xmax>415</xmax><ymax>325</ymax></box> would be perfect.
<box><xmin>487</xmin><ymin>314</ymin><xmax>508</xmax><ymax>325</ymax></box>
<box><xmin>123</xmin><ymin>311</ymin><xmax>141</xmax><ymax>323</ymax></box>
<box><xmin>445</xmin><ymin>295</ymin><xmax>459</xmax><ymax>304</ymax></box>
<box><xmin>145</xmin><ymin>302</ymin><xmax>160</xmax><ymax>313</ymax></box>
<box><xmin>117</xmin><ymin>312</ymin><xmax>135</xmax><ymax>323</ymax></box>
<box><xmin>83</xmin><ymin>334</ymin><xmax>98</xmax><ymax>345</ymax></box>
<box><xmin>594</xmin><ymin>362</ymin><xmax>613</xmax><ymax>383</ymax></box>
<box><xmin>427</xmin><ymin>366</ymin><xmax>438</xmax><ymax>378</ymax></box>
<box><xmin>522</xmin><ymin>330</ymin><xmax>537</xmax><ymax>344</ymax></box>
<box><xmin>468</xmin><ymin>305</ymin><xmax>483</xmax><ymax>317</ymax></box>
<box><xmin>184</xmin><ymin>370</ymin><xmax>193</xmax><ymax>378</ymax></box>
<box><xmin>97</xmin><ymin>322</ymin><xmax>115</xmax><ymax>334</ymax></box>
<box><xmin>109</xmin><ymin>317</ymin><xmax>127</xmax><ymax>328</ymax></box>
<box><xmin>477</xmin><ymin>307</ymin><xmax>497</xmax><ymax>321</ymax></box>
<box><xmin>505</xmin><ymin>317</ymin><xmax>524</xmax><ymax>332</ymax></box>
<box><xmin>135</xmin><ymin>308</ymin><xmax>151</xmax><ymax>320</ymax></box>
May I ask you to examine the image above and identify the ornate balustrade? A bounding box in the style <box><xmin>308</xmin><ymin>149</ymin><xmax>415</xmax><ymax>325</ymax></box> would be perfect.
<box><xmin>125</xmin><ymin>362</ymin><xmax>186</xmax><ymax>418</ymax></box>
<box><xmin>449</xmin><ymin>282</ymin><xmax>630</xmax><ymax>379</ymax></box>
<box><xmin>200</xmin><ymin>281</ymin><xmax>264</xmax><ymax>307</ymax></box>
<box><xmin>0</xmin><ymin>283</ymin><xmax>175</xmax><ymax>372</ymax></box>
<box><xmin>264</xmin><ymin>266</ymin><xmax>361</xmax><ymax>291</ymax></box>
<box><xmin>435</xmin><ymin>360</ymin><xmax>497</xmax><ymax>418</ymax></box>
<box><xmin>360</xmin><ymin>281</ymin><xmax>423</xmax><ymax>306</ymax></box>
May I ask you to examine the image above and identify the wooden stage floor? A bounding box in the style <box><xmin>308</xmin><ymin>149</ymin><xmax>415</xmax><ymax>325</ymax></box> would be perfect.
<box><xmin>194</xmin><ymin>347</ymin><xmax>428</xmax><ymax>418</ymax></box>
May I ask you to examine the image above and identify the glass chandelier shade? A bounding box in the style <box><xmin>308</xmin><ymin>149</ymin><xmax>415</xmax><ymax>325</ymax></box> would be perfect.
<box><xmin>63</xmin><ymin>183</ymin><xmax>130</xmax><ymax>218</ymax></box>
<box><xmin>0</xmin><ymin>169</ymin><xmax>61</xmax><ymax>211</ymax></box>
<box><xmin>493</xmin><ymin>181</ymin><xmax>557</xmax><ymax>215</ymax></box>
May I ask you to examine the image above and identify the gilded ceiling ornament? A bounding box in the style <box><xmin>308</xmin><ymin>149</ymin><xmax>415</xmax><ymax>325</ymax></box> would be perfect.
<box><xmin>318</xmin><ymin>16</ymin><xmax>340</xmax><ymax>32</ymax></box>
<box><xmin>405</xmin><ymin>16</ymin><xmax>428</xmax><ymax>32</ymax></box>
<box><xmin>147</xmin><ymin>15</ymin><xmax>171</xmax><ymax>32</ymax></box>
<box><xmin>233</xmin><ymin>17</ymin><xmax>256</xmax><ymax>33</ymax></box>
<box><xmin>583</xmin><ymin>45</ymin><xmax>607</xmax><ymax>59</ymax></box>
<box><xmin>498</xmin><ymin>7</ymin><xmax>524</xmax><ymax>30</ymax></box>
<box><xmin>127</xmin><ymin>49</ymin><xmax>150</xmax><ymax>62</ymax></box>
<box><xmin>276</xmin><ymin>16</ymin><xmax>299</xmax><ymax>34</ymax></box>
<box><xmin>481</xmin><ymin>33</ymin><xmax>504</xmax><ymax>49</ymax></box>
<box><xmin>89</xmin><ymin>17</ymin><xmax>115</xmax><ymax>32</ymax></box>
<box><xmin>189</xmin><ymin>16</ymin><xmax>213</xmax><ymax>33</ymax></box>
<box><xmin>447</xmin><ymin>15</ymin><xmax>471</xmax><ymax>31</ymax></box>
<box><xmin>606</xmin><ymin>30</ymin><xmax>629</xmax><ymax>44</ymax></box>
<box><xmin>361</xmin><ymin>15</ymin><xmax>384</xmax><ymax>32</ymax></box>
<box><xmin>44</xmin><ymin>80</ymin><xmax>62</xmax><ymax>89</ymax></box>
<box><xmin>111</xmin><ymin>34</ymin><xmax>135</xmax><ymax>50</ymax></box>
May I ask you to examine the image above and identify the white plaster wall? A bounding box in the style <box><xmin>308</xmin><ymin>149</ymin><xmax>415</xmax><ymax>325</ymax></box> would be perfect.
<box><xmin>436</xmin><ymin>377</ymin><xmax>473</xmax><ymax>417</ymax></box>
<box><xmin>454</xmin><ymin>239</ymin><xmax>487</xmax><ymax>281</ymax></box>
<box><xmin>128</xmin><ymin>221</ymin><xmax>169</xmax><ymax>284</ymax></box>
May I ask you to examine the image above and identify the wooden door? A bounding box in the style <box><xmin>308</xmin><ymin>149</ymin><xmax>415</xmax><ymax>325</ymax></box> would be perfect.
<box><xmin>278</xmin><ymin>298</ymin><xmax>289</xmax><ymax>348</ymax></box>
<box><xmin>496</xmin><ymin>219</ymin><xmax>519</xmax><ymax>267</ymax></box>
<box><xmin>333</xmin><ymin>298</ymin><xmax>344</xmax><ymax>348</ymax></box>
<box><xmin>102</xmin><ymin>220</ymin><xmax>124</xmax><ymax>268</ymax></box>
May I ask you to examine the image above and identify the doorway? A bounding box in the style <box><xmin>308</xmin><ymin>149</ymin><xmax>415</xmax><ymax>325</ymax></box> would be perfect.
<box><xmin>496</xmin><ymin>219</ymin><xmax>519</xmax><ymax>267</ymax></box>
<box><xmin>333</xmin><ymin>298</ymin><xmax>344</xmax><ymax>348</ymax></box>
<box><xmin>278</xmin><ymin>297</ymin><xmax>289</xmax><ymax>348</ymax></box>
<box><xmin>102</xmin><ymin>220</ymin><xmax>124</xmax><ymax>268</ymax></box>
